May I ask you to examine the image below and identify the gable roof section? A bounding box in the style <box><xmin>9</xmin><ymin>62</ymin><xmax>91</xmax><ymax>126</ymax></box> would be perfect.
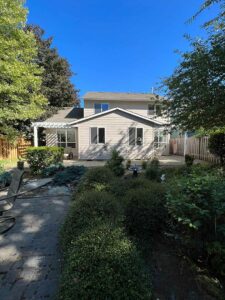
<box><xmin>69</xmin><ymin>107</ymin><xmax>166</xmax><ymax>126</ymax></box>
<box><xmin>83</xmin><ymin>92</ymin><xmax>163</xmax><ymax>102</ymax></box>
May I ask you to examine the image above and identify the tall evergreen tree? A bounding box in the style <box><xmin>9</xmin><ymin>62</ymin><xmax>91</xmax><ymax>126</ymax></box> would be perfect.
<box><xmin>26</xmin><ymin>25</ymin><xmax>79</xmax><ymax>108</ymax></box>
<box><xmin>0</xmin><ymin>0</ymin><xmax>47</xmax><ymax>139</ymax></box>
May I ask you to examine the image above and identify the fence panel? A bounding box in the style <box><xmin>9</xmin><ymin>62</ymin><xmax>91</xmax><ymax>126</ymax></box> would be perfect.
<box><xmin>170</xmin><ymin>136</ymin><xmax>220</xmax><ymax>164</ymax></box>
<box><xmin>0</xmin><ymin>137</ymin><xmax>31</xmax><ymax>160</ymax></box>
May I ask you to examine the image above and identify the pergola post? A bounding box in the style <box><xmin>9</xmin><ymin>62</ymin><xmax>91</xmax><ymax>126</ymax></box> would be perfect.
<box><xmin>33</xmin><ymin>125</ymin><xmax>38</xmax><ymax>147</ymax></box>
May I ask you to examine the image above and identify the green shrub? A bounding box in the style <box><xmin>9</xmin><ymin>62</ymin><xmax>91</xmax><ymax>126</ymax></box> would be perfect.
<box><xmin>53</xmin><ymin>166</ymin><xmax>86</xmax><ymax>186</ymax></box>
<box><xmin>185</xmin><ymin>154</ymin><xmax>194</xmax><ymax>167</ymax></box>
<box><xmin>145</xmin><ymin>165</ymin><xmax>161</xmax><ymax>181</ymax></box>
<box><xmin>149</xmin><ymin>157</ymin><xmax>160</xmax><ymax>168</ymax></box>
<box><xmin>142</xmin><ymin>160</ymin><xmax>148</xmax><ymax>170</ymax></box>
<box><xmin>77</xmin><ymin>166</ymin><xmax>115</xmax><ymax>192</ymax></box>
<box><xmin>61</xmin><ymin>191</ymin><xmax>122</xmax><ymax>251</ymax></box>
<box><xmin>166</xmin><ymin>173</ymin><xmax>225</xmax><ymax>274</ymax></box>
<box><xmin>42</xmin><ymin>163</ymin><xmax>64</xmax><ymax>177</ymax></box>
<box><xmin>59</xmin><ymin>223</ymin><xmax>151</xmax><ymax>300</ymax></box>
<box><xmin>126</xmin><ymin>159</ymin><xmax>131</xmax><ymax>170</ymax></box>
<box><xmin>125</xmin><ymin>184</ymin><xmax>167</xmax><ymax>240</ymax></box>
<box><xmin>26</xmin><ymin>146</ymin><xmax>64</xmax><ymax>174</ymax></box>
<box><xmin>208</xmin><ymin>132</ymin><xmax>225</xmax><ymax>165</ymax></box>
<box><xmin>106</xmin><ymin>149</ymin><xmax>125</xmax><ymax>176</ymax></box>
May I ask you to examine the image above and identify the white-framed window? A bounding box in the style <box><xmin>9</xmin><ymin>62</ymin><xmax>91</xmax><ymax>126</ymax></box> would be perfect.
<box><xmin>57</xmin><ymin>129</ymin><xmax>76</xmax><ymax>148</ymax></box>
<box><xmin>154</xmin><ymin>129</ymin><xmax>167</xmax><ymax>149</ymax></box>
<box><xmin>129</xmin><ymin>127</ymin><xmax>143</xmax><ymax>146</ymax></box>
<box><xmin>94</xmin><ymin>103</ymin><xmax>109</xmax><ymax>114</ymax></box>
<box><xmin>148</xmin><ymin>103</ymin><xmax>161</xmax><ymax>116</ymax></box>
<box><xmin>90</xmin><ymin>127</ymin><xmax>105</xmax><ymax>144</ymax></box>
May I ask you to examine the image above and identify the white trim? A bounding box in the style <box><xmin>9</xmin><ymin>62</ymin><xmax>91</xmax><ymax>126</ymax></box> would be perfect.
<box><xmin>32</xmin><ymin>122</ymin><xmax>72</xmax><ymax>129</ymax></box>
<box><xmin>90</xmin><ymin>127</ymin><xmax>106</xmax><ymax>145</ymax></box>
<box><xmin>69</xmin><ymin>107</ymin><xmax>166</xmax><ymax>126</ymax></box>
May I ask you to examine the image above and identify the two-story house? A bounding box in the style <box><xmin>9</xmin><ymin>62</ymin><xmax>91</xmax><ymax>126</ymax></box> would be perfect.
<box><xmin>33</xmin><ymin>92</ymin><xmax>170</xmax><ymax>160</ymax></box>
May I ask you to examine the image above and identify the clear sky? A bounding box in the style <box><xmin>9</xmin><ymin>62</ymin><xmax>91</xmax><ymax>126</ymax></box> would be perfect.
<box><xmin>26</xmin><ymin>0</ymin><xmax>218</xmax><ymax>104</ymax></box>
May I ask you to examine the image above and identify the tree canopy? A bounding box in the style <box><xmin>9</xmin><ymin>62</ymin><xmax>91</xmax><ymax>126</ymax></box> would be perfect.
<box><xmin>163</xmin><ymin>1</ymin><xmax>225</xmax><ymax>132</ymax></box>
<box><xmin>0</xmin><ymin>0</ymin><xmax>47</xmax><ymax>139</ymax></box>
<box><xmin>26</xmin><ymin>25</ymin><xmax>79</xmax><ymax>108</ymax></box>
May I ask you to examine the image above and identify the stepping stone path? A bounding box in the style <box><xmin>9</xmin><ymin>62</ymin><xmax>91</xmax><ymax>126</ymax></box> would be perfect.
<box><xmin>0</xmin><ymin>185</ymin><xmax>70</xmax><ymax>300</ymax></box>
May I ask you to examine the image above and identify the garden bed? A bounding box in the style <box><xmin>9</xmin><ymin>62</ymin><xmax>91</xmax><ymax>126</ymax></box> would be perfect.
<box><xmin>58</xmin><ymin>154</ymin><xmax>225</xmax><ymax>299</ymax></box>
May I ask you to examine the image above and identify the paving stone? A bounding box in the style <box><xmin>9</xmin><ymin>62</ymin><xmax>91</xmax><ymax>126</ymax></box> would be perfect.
<box><xmin>0</xmin><ymin>190</ymin><xmax>70</xmax><ymax>300</ymax></box>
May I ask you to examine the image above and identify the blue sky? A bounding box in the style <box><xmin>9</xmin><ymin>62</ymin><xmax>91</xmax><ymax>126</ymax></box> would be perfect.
<box><xmin>26</xmin><ymin>0</ymin><xmax>218</xmax><ymax>104</ymax></box>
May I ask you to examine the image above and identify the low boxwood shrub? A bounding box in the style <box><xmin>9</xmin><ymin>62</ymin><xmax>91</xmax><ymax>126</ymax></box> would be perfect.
<box><xmin>26</xmin><ymin>146</ymin><xmax>64</xmax><ymax>174</ymax></box>
<box><xmin>77</xmin><ymin>166</ymin><xmax>115</xmax><ymax>192</ymax></box>
<box><xmin>61</xmin><ymin>191</ymin><xmax>122</xmax><ymax>251</ymax></box>
<box><xmin>125</xmin><ymin>184</ymin><xmax>167</xmax><ymax>240</ymax></box>
<box><xmin>106</xmin><ymin>149</ymin><xmax>125</xmax><ymax>176</ymax></box>
<box><xmin>59</xmin><ymin>223</ymin><xmax>152</xmax><ymax>300</ymax></box>
<box><xmin>53</xmin><ymin>166</ymin><xmax>86</xmax><ymax>186</ymax></box>
<box><xmin>42</xmin><ymin>163</ymin><xmax>64</xmax><ymax>177</ymax></box>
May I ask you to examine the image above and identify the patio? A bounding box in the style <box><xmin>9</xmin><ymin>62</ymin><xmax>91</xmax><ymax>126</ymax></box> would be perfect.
<box><xmin>0</xmin><ymin>185</ymin><xmax>70</xmax><ymax>300</ymax></box>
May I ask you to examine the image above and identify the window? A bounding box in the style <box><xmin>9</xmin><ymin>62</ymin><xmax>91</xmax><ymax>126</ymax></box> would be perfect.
<box><xmin>57</xmin><ymin>129</ymin><xmax>76</xmax><ymax>148</ymax></box>
<box><xmin>148</xmin><ymin>103</ymin><xmax>162</xmax><ymax>116</ymax></box>
<box><xmin>90</xmin><ymin>127</ymin><xmax>105</xmax><ymax>144</ymax></box>
<box><xmin>129</xmin><ymin>127</ymin><xmax>143</xmax><ymax>146</ymax></box>
<box><xmin>94</xmin><ymin>103</ymin><xmax>109</xmax><ymax>114</ymax></box>
<box><xmin>154</xmin><ymin>129</ymin><xmax>167</xmax><ymax>149</ymax></box>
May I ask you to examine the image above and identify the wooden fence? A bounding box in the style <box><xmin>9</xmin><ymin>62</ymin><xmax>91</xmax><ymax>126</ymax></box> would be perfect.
<box><xmin>0</xmin><ymin>137</ymin><xmax>32</xmax><ymax>160</ymax></box>
<box><xmin>170</xmin><ymin>136</ymin><xmax>220</xmax><ymax>164</ymax></box>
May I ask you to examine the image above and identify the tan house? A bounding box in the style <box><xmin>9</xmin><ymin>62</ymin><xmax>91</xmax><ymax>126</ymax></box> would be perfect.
<box><xmin>33</xmin><ymin>92</ymin><xmax>170</xmax><ymax>160</ymax></box>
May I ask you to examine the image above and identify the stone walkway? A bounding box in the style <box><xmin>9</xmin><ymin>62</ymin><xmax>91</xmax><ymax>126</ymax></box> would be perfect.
<box><xmin>0</xmin><ymin>186</ymin><xmax>70</xmax><ymax>300</ymax></box>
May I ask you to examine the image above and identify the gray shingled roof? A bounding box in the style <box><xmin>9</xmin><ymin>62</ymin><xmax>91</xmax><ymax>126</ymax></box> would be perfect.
<box><xmin>83</xmin><ymin>92</ymin><xmax>163</xmax><ymax>102</ymax></box>
<box><xmin>44</xmin><ymin>107</ymin><xmax>83</xmax><ymax>123</ymax></box>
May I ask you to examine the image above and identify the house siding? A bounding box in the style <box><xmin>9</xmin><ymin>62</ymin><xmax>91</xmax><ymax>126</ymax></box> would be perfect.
<box><xmin>76</xmin><ymin>110</ymin><xmax>159</xmax><ymax>160</ymax></box>
<box><xmin>84</xmin><ymin>99</ymin><xmax>167</xmax><ymax>123</ymax></box>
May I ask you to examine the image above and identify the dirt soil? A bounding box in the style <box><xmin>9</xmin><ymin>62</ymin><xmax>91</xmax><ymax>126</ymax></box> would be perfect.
<box><xmin>149</xmin><ymin>238</ymin><xmax>222</xmax><ymax>300</ymax></box>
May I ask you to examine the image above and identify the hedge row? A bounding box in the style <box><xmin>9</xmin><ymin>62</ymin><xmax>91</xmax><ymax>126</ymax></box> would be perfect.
<box><xmin>59</xmin><ymin>168</ymin><xmax>152</xmax><ymax>300</ymax></box>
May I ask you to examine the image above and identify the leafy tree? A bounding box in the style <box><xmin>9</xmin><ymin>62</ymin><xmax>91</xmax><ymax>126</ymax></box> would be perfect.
<box><xmin>163</xmin><ymin>29</ymin><xmax>225</xmax><ymax>131</ymax></box>
<box><xmin>25</xmin><ymin>25</ymin><xmax>79</xmax><ymax>108</ymax></box>
<box><xmin>0</xmin><ymin>0</ymin><xmax>47</xmax><ymax>139</ymax></box>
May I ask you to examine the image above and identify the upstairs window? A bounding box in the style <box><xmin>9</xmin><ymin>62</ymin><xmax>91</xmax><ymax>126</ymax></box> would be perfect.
<box><xmin>91</xmin><ymin>127</ymin><xmax>105</xmax><ymax>144</ymax></box>
<box><xmin>57</xmin><ymin>129</ymin><xmax>76</xmax><ymax>148</ymax></box>
<box><xmin>129</xmin><ymin>127</ymin><xmax>143</xmax><ymax>146</ymax></box>
<box><xmin>148</xmin><ymin>103</ymin><xmax>162</xmax><ymax>116</ymax></box>
<box><xmin>94</xmin><ymin>103</ymin><xmax>109</xmax><ymax>114</ymax></box>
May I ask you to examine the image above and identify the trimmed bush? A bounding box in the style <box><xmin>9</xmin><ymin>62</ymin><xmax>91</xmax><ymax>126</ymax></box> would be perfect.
<box><xmin>208</xmin><ymin>132</ymin><xmax>225</xmax><ymax>165</ymax></box>
<box><xmin>77</xmin><ymin>166</ymin><xmax>115</xmax><ymax>192</ymax></box>
<box><xmin>126</xmin><ymin>159</ymin><xmax>131</xmax><ymax>170</ymax></box>
<box><xmin>59</xmin><ymin>223</ymin><xmax>151</xmax><ymax>300</ymax></box>
<box><xmin>125</xmin><ymin>184</ymin><xmax>167</xmax><ymax>240</ymax></box>
<box><xmin>26</xmin><ymin>146</ymin><xmax>64</xmax><ymax>174</ymax></box>
<box><xmin>106</xmin><ymin>149</ymin><xmax>125</xmax><ymax>176</ymax></box>
<box><xmin>53</xmin><ymin>166</ymin><xmax>86</xmax><ymax>186</ymax></box>
<box><xmin>142</xmin><ymin>160</ymin><xmax>148</xmax><ymax>170</ymax></box>
<box><xmin>61</xmin><ymin>191</ymin><xmax>122</xmax><ymax>251</ymax></box>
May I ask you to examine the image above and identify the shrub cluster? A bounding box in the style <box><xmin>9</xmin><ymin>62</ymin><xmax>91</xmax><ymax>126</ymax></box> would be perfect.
<box><xmin>145</xmin><ymin>157</ymin><xmax>161</xmax><ymax>181</ymax></box>
<box><xmin>26</xmin><ymin>146</ymin><xmax>64</xmax><ymax>174</ymax></box>
<box><xmin>185</xmin><ymin>154</ymin><xmax>194</xmax><ymax>167</ymax></box>
<box><xmin>125</xmin><ymin>183</ymin><xmax>167</xmax><ymax>240</ymax></box>
<box><xmin>167</xmin><ymin>172</ymin><xmax>225</xmax><ymax>276</ymax></box>
<box><xmin>77</xmin><ymin>166</ymin><xmax>114</xmax><ymax>192</ymax></box>
<box><xmin>0</xmin><ymin>163</ymin><xmax>12</xmax><ymax>188</ymax></box>
<box><xmin>59</xmin><ymin>174</ymin><xmax>152</xmax><ymax>299</ymax></box>
<box><xmin>42</xmin><ymin>163</ymin><xmax>64</xmax><ymax>177</ymax></box>
<box><xmin>53</xmin><ymin>166</ymin><xmax>86</xmax><ymax>186</ymax></box>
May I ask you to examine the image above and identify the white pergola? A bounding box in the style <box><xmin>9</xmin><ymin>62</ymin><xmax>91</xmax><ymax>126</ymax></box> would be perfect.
<box><xmin>32</xmin><ymin>122</ymin><xmax>73</xmax><ymax>147</ymax></box>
